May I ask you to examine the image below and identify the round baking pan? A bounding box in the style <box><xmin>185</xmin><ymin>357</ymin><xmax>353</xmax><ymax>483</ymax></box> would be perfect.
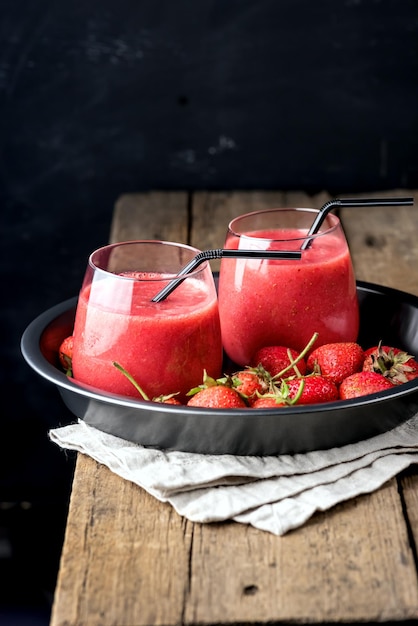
<box><xmin>21</xmin><ymin>281</ymin><xmax>418</xmax><ymax>456</ymax></box>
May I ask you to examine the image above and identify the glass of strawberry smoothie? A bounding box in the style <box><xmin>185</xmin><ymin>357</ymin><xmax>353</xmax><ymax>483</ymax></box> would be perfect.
<box><xmin>218</xmin><ymin>208</ymin><xmax>359</xmax><ymax>367</ymax></box>
<box><xmin>71</xmin><ymin>240</ymin><xmax>223</xmax><ymax>401</ymax></box>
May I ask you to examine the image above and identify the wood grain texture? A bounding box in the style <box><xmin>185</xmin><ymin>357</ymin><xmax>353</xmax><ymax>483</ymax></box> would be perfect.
<box><xmin>51</xmin><ymin>463</ymin><xmax>418</xmax><ymax>626</ymax></box>
<box><xmin>340</xmin><ymin>189</ymin><xmax>418</xmax><ymax>296</ymax></box>
<box><xmin>51</xmin><ymin>454</ymin><xmax>193</xmax><ymax>626</ymax></box>
<box><xmin>51</xmin><ymin>190</ymin><xmax>418</xmax><ymax>626</ymax></box>
<box><xmin>186</xmin><ymin>480</ymin><xmax>418</xmax><ymax>624</ymax></box>
<box><xmin>400</xmin><ymin>470</ymin><xmax>418</xmax><ymax>560</ymax></box>
<box><xmin>109</xmin><ymin>191</ymin><xmax>189</xmax><ymax>244</ymax></box>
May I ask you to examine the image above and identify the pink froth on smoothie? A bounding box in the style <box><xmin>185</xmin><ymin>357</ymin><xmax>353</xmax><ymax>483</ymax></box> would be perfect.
<box><xmin>72</xmin><ymin>241</ymin><xmax>223</xmax><ymax>401</ymax></box>
<box><xmin>218</xmin><ymin>209</ymin><xmax>359</xmax><ymax>367</ymax></box>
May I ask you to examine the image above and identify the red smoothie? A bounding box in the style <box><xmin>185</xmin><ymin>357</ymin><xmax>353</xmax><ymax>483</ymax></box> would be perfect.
<box><xmin>218</xmin><ymin>226</ymin><xmax>359</xmax><ymax>366</ymax></box>
<box><xmin>72</xmin><ymin>272</ymin><xmax>223</xmax><ymax>400</ymax></box>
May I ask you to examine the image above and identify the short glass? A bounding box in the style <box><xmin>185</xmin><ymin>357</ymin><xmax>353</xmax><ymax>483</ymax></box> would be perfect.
<box><xmin>217</xmin><ymin>208</ymin><xmax>359</xmax><ymax>366</ymax></box>
<box><xmin>71</xmin><ymin>240</ymin><xmax>223</xmax><ymax>400</ymax></box>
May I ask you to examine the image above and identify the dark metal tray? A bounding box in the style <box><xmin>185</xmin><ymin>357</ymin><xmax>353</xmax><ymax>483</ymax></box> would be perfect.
<box><xmin>21</xmin><ymin>281</ymin><xmax>418</xmax><ymax>456</ymax></box>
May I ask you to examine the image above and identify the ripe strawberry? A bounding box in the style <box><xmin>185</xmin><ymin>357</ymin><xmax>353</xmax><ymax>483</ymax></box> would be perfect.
<box><xmin>152</xmin><ymin>393</ymin><xmax>182</xmax><ymax>405</ymax></box>
<box><xmin>187</xmin><ymin>385</ymin><xmax>247</xmax><ymax>409</ymax></box>
<box><xmin>306</xmin><ymin>342</ymin><xmax>364</xmax><ymax>385</ymax></box>
<box><xmin>339</xmin><ymin>371</ymin><xmax>394</xmax><ymax>400</ymax></box>
<box><xmin>58</xmin><ymin>335</ymin><xmax>74</xmax><ymax>373</ymax></box>
<box><xmin>251</xmin><ymin>345</ymin><xmax>307</xmax><ymax>378</ymax></box>
<box><xmin>231</xmin><ymin>366</ymin><xmax>271</xmax><ymax>405</ymax></box>
<box><xmin>186</xmin><ymin>369</ymin><xmax>248</xmax><ymax>409</ymax></box>
<box><xmin>362</xmin><ymin>343</ymin><xmax>418</xmax><ymax>385</ymax></box>
<box><xmin>285</xmin><ymin>375</ymin><xmax>339</xmax><ymax>405</ymax></box>
<box><xmin>252</xmin><ymin>395</ymin><xmax>286</xmax><ymax>409</ymax></box>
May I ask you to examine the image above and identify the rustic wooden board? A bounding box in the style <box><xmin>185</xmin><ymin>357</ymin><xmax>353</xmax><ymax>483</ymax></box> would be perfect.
<box><xmin>185</xmin><ymin>478</ymin><xmax>418</xmax><ymax>624</ymax></box>
<box><xmin>340</xmin><ymin>189</ymin><xmax>418</xmax><ymax>297</ymax></box>
<box><xmin>401</xmin><ymin>471</ymin><xmax>418</xmax><ymax>549</ymax></box>
<box><xmin>51</xmin><ymin>455</ymin><xmax>418</xmax><ymax>626</ymax></box>
<box><xmin>51</xmin><ymin>454</ymin><xmax>192</xmax><ymax>626</ymax></box>
<box><xmin>51</xmin><ymin>462</ymin><xmax>418</xmax><ymax>625</ymax></box>
<box><xmin>51</xmin><ymin>190</ymin><xmax>418</xmax><ymax>626</ymax></box>
<box><xmin>109</xmin><ymin>190</ymin><xmax>189</xmax><ymax>244</ymax></box>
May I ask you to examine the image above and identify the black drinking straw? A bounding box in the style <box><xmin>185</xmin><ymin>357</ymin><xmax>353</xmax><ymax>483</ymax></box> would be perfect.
<box><xmin>152</xmin><ymin>196</ymin><xmax>414</xmax><ymax>302</ymax></box>
<box><xmin>301</xmin><ymin>196</ymin><xmax>414</xmax><ymax>250</ymax></box>
<box><xmin>151</xmin><ymin>248</ymin><xmax>302</xmax><ymax>303</ymax></box>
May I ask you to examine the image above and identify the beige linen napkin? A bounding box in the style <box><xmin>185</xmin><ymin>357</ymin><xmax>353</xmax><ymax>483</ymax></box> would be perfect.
<box><xmin>49</xmin><ymin>412</ymin><xmax>418</xmax><ymax>535</ymax></box>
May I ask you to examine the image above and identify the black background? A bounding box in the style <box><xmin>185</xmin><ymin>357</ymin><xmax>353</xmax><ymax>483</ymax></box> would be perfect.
<box><xmin>1</xmin><ymin>0</ymin><xmax>418</xmax><ymax>618</ymax></box>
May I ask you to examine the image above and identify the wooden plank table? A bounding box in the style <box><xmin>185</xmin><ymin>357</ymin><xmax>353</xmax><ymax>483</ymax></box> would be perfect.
<box><xmin>51</xmin><ymin>189</ymin><xmax>418</xmax><ymax>626</ymax></box>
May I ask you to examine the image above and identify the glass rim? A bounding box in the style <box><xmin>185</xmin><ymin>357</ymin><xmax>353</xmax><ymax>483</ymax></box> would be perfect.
<box><xmin>88</xmin><ymin>239</ymin><xmax>208</xmax><ymax>281</ymax></box>
<box><xmin>228</xmin><ymin>207</ymin><xmax>341</xmax><ymax>242</ymax></box>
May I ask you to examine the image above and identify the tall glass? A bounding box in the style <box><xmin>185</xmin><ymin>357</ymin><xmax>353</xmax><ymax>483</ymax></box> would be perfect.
<box><xmin>72</xmin><ymin>240</ymin><xmax>223</xmax><ymax>401</ymax></box>
<box><xmin>218</xmin><ymin>208</ymin><xmax>359</xmax><ymax>366</ymax></box>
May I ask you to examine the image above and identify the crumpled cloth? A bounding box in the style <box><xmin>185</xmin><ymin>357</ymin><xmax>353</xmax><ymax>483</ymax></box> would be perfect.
<box><xmin>49</xmin><ymin>413</ymin><xmax>418</xmax><ymax>536</ymax></box>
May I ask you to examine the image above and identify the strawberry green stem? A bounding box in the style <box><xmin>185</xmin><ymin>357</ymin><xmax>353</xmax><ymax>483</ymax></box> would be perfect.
<box><xmin>290</xmin><ymin>378</ymin><xmax>305</xmax><ymax>404</ymax></box>
<box><xmin>273</xmin><ymin>332</ymin><xmax>319</xmax><ymax>380</ymax></box>
<box><xmin>113</xmin><ymin>361</ymin><xmax>150</xmax><ymax>401</ymax></box>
